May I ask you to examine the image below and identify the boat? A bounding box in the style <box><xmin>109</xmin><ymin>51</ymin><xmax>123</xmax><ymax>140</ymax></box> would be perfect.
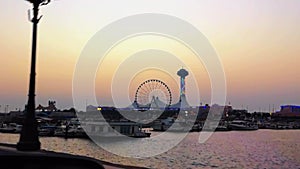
<box><xmin>129</xmin><ymin>131</ymin><xmax>151</xmax><ymax>138</ymax></box>
<box><xmin>190</xmin><ymin>123</ymin><xmax>202</xmax><ymax>132</ymax></box>
<box><xmin>38</xmin><ymin>125</ymin><xmax>57</xmax><ymax>136</ymax></box>
<box><xmin>153</xmin><ymin>117</ymin><xmax>226</xmax><ymax>132</ymax></box>
<box><xmin>202</xmin><ymin>121</ymin><xmax>230</xmax><ymax>132</ymax></box>
<box><xmin>0</xmin><ymin>127</ymin><xmax>15</xmax><ymax>133</ymax></box>
<box><xmin>151</xmin><ymin>117</ymin><xmax>176</xmax><ymax>131</ymax></box>
<box><xmin>74</xmin><ymin>121</ymin><xmax>151</xmax><ymax>138</ymax></box>
<box><xmin>215</xmin><ymin>125</ymin><xmax>230</xmax><ymax>131</ymax></box>
<box><xmin>228</xmin><ymin>120</ymin><xmax>258</xmax><ymax>130</ymax></box>
<box><xmin>167</xmin><ymin>120</ymin><xmax>191</xmax><ymax>132</ymax></box>
<box><xmin>215</xmin><ymin>121</ymin><xmax>230</xmax><ymax>131</ymax></box>
<box><xmin>53</xmin><ymin>124</ymin><xmax>87</xmax><ymax>138</ymax></box>
<box><xmin>0</xmin><ymin>123</ymin><xmax>23</xmax><ymax>133</ymax></box>
<box><xmin>151</xmin><ymin>117</ymin><xmax>194</xmax><ymax>132</ymax></box>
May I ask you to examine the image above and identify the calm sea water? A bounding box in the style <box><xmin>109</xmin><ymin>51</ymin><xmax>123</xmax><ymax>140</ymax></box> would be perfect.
<box><xmin>1</xmin><ymin>130</ymin><xmax>299</xmax><ymax>169</ymax></box>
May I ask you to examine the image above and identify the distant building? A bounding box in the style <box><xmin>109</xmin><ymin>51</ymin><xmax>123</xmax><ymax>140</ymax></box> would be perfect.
<box><xmin>86</xmin><ymin>105</ymin><xmax>98</xmax><ymax>112</ymax></box>
<box><xmin>35</xmin><ymin>100</ymin><xmax>77</xmax><ymax>120</ymax></box>
<box><xmin>274</xmin><ymin>105</ymin><xmax>300</xmax><ymax>117</ymax></box>
<box><xmin>36</xmin><ymin>100</ymin><xmax>58</xmax><ymax>112</ymax></box>
<box><xmin>49</xmin><ymin>111</ymin><xmax>76</xmax><ymax>120</ymax></box>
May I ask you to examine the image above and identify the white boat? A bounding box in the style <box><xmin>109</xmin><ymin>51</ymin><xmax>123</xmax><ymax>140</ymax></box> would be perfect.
<box><xmin>167</xmin><ymin>120</ymin><xmax>193</xmax><ymax>132</ymax></box>
<box><xmin>81</xmin><ymin>121</ymin><xmax>151</xmax><ymax>138</ymax></box>
<box><xmin>228</xmin><ymin>120</ymin><xmax>258</xmax><ymax>130</ymax></box>
<box><xmin>53</xmin><ymin>124</ymin><xmax>87</xmax><ymax>138</ymax></box>
<box><xmin>151</xmin><ymin>117</ymin><xmax>191</xmax><ymax>132</ymax></box>
<box><xmin>190</xmin><ymin>123</ymin><xmax>202</xmax><ymax>132</ymax></box>
<box><xmin>151</xmin><ymin>117</ymin><xmax>175</xmax><ymax>131</ymax></box>
<box><xmin>0</xmin><ymin>123</ymin><xmax>22</xmax><ymax>133</ymax></box>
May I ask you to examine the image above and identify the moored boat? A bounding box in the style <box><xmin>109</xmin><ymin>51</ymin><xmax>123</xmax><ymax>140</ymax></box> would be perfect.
<box><xmin>151</xmin><ymin>117</ymin><xmax>174</xmax><ymax>131</ymax></box>
<box><xmin>0</xmin><ymin>127</ymin><xmax>15</xmax><ymax>133</ymax></box>
<box><xmin>0</xmin><ymin>123</ymin><xmax>22</xmax><ymax>133</ymax></box>
<box><xmin>228</xmin><ymin>120</ymin><xmax>258</xmax><ymax>130</ymax></box>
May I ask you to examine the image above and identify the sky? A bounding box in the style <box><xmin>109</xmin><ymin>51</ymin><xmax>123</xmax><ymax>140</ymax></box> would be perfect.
<box><xmin>0</xmin><ymin>0</ymin><xmax>299</xmax><ymax>112</ymax></box>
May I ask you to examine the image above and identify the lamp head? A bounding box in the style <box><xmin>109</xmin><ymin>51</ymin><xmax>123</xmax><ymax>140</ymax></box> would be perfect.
<box><xmin>26</xmin><ymin>0</ymin><xmax>51</xmax><ymax>5</ymax></box>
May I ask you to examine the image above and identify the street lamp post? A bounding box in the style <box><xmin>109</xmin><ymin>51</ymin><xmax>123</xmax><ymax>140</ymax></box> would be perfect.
<box><xmin>17</xmin><ymin>0</ymin><xmax>51</xmax><ymax>151</ymax></box>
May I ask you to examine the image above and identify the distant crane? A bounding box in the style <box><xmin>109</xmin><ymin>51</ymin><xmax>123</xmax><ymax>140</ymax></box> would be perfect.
<box><xmin>17</xmin><ymin>0</ymin><xmax>51</xmax><ymax>151</ymax></box>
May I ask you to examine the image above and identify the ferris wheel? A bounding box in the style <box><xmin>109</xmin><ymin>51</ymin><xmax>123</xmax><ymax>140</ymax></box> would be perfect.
<box><xmin>134</xmin><ymin>79</ymin><xmax>172</xmax><ymax>107</ymax></box>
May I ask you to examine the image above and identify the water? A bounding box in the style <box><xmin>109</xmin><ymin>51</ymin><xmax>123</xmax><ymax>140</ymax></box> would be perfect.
<box><xmin>1</xmin><ymin>130</ymin><xmax>299</xmax><ymax>169</ymax></box>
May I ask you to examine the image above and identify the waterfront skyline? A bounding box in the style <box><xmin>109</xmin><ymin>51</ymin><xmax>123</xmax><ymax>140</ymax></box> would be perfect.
<box><xmin>0</xmin><ymin>0</ymin><xmax>300</xmax><ymax>112</ymax></box>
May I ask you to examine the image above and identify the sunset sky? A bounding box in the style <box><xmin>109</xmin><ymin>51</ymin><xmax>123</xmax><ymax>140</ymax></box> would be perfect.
<box><xmin>0</xmin><ymin>0</ymin><xmax>299</xmax><ymax>112</ymax></box>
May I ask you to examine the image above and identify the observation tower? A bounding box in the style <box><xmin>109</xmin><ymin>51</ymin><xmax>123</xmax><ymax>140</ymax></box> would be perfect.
<box><xmin>172</xmin><ymin>68</ymin><xmax>190</xmax><ymax>108</ymax></box>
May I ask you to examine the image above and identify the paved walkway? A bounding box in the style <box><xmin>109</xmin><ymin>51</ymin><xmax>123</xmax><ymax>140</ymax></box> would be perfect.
<box><xmin>0</xmin><ymin>143</ymin><xmax>147</xmax><ymax>169</ymax></box>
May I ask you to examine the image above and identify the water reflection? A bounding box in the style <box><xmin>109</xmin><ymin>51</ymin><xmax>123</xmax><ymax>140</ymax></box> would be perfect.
<box><xmin>0</xmin><ymin>130</ymin><xmax>299</xmax><ymax>168</ymax></box>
